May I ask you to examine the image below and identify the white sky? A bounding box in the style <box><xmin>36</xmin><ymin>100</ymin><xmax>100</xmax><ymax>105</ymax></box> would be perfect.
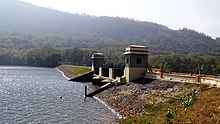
<box><xmin>20</xmin><ymin>0</ymin><xmax>220</xmax><ymax>38</ymax></box>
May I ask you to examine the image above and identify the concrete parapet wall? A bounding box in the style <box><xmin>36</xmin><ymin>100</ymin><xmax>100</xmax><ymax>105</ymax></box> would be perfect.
<box><xmin>163</xmin><ymin>74</ymin><xmax>195</xmax><ymax>83</ymax></box>
<box><xmin>145</xmin><ymin>73</ymin><xmax>160</xmax><ymax>79</ymax></box>
<box><xmin>201</xmin><ymin>77</ymin><xmax>220</xmax><ymax>87</ymax></box>
<box><xmin>145</xmin><ymin>73</ymin><xmax>220</xmax><ymax>87</ymax></box>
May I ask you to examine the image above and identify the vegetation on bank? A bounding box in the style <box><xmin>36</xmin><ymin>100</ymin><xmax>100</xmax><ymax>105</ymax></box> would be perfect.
<box><xmin>0</xmin><ymin>48</ymin><xmax>93</xmax><ymax>68</ymax></box>
<box><xmin>149</xmin><ymin>54</ymin><xmax>220</xmax><ymax>74</ymax></box>
<box><xmin>71</xmin><ymin>66</ymin><xmax>91</xmax><ymax>75</ymax></box>
<box><xmin>121</xmin><ymin>85</ymin><xmax>220</xmax><ymax>124</ymax></box>
<box><xmin>0</xmin><ymin>47</ymin><xmax>219</xmax><ymax>75</ymax></box>
<box><xmin>57</xmin><ymin>65</ymin><xmax>91</xmax><ymax>79</ymax></box>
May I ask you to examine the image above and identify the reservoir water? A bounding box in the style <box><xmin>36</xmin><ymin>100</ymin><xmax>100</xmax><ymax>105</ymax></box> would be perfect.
<box><xmin>0</xmin><ymin>66</ymin><xmax>117</xmax><ymax>123</ymax></box>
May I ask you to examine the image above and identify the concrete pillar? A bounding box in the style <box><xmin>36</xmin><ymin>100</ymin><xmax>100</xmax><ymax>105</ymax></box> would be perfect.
<box><xmin>195</xmin><ymin>75</ymin><xmax>200</xmax><ymax>82</ymax></box>
<box><xmin>99</xmin><ymin>67</ymin><xmax>103</xmax><ymax>76</ymax></box>
<box><xmin>91</xmin><ymin>65</ymin><xmax>95</xmax><ymax>71</ymax></box>
<box><xmin>109</xmin><ymin>68</ymin><xmax>114</xmax><ymax>79</ymax></box>
<box><xmin>160</xmin><ymin>69</ymin><xmax>163</xmax><ymax>78</ymax></box>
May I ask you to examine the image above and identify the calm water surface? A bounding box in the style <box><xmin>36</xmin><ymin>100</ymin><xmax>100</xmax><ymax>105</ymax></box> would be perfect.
<box><xmin>0</xmin><ymin>66</ymin><xmax>117</xmax><ymax>124</ymax></box>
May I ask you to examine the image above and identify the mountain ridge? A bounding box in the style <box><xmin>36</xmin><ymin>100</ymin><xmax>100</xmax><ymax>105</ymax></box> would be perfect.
<box><xmin>0</xmin><ymin>0</ymin><xmax>219</xmax><ymax>55</ymax></box>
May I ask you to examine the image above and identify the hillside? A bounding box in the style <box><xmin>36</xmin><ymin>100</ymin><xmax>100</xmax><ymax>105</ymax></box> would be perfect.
<box><xmin>0</xmin><ymin>0</ymin><xmax>220</xmax><ymax>55</ymax></box>
<box><xmin>121</xmin><ymin>84</ymin><xmax>220</xmax><ymax>124</ymax></box>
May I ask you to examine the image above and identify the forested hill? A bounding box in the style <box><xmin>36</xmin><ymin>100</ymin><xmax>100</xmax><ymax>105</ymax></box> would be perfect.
<box><xmin>0</xmin><ymin>0</ymin><xmax>169</xmax><ymax>38</ymax></box>
<box><xmin>0</xmin><ymin>0</ymin><xmax>220</xmax><ymax>55</ymax></box>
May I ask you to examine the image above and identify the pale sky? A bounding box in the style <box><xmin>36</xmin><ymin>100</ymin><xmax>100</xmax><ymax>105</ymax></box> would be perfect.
<box><xmin>20</xmin><ymin>0</ymin><xmax>220</xmax><ymax>38</ymax></box>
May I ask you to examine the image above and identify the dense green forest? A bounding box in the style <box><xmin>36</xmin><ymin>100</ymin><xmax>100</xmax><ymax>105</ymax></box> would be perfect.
<box><xmin>0</xmin><ymin>47</ymin><xmax>220</xmax><ymax>74</ymax></box>
<box><xmin>149</xmin><ymin>54</ymin><xmax>220</xmax><ymax>75</ymax></box>
<box><xmin>0</xmin><ymin>0</ymin><xmax>219</xmax><ymax>75</ymax></box>
<box><xmin>0</xmin><ymin>48</ymin><xmax>93</xmax><ymax>67</ymax></box>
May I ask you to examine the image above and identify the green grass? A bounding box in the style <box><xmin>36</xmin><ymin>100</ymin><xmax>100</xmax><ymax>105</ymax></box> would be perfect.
<box><xmin>121</xmin><ymin>100</ymin><xmax>180</xmax><ymax>124</ymax></box>
<box><xmin>122</xmin><ymin>115</ymin><xmax>152</xmax><ymax>124</ymax></box>
<box><xmin>121</xmin><ymin>84</ymin><xmax>219</xmax><ymax>124</ymax></box>
<box><xmin>71</xmin><ymin>66</ymin><xmax>91</xmax><ymax>75</ymax></box>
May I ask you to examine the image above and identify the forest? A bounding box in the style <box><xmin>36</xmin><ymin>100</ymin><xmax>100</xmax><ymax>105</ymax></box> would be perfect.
<box><xmin>0</xmin><ymin>0</ymin><xmax>220</xmax><ymax>75</ymax></box>
<box><xmin>0</xmin><ymin>47</ymin><xmax>220</xmax><ymax>75</ymax></box>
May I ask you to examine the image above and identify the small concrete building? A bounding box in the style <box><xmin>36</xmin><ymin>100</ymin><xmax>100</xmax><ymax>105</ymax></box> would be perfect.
<box><xmin>124</xmin><ymin>45</ymin><xmax>149</xmax><ymax>82</ymax></box>
<box><xmin>91</xmin><ymin>53</ymin><xmax>104</xmax><ymax>75</ymax></box>
<box><xmin>216</xmin><ymin>37</ymin><xmax>220</xmax><ymax>42</ymax></box>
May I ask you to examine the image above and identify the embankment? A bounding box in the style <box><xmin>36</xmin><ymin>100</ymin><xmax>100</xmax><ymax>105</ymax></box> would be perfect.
<box><xmin>57</xmin><ymin>65</ymin><xmax>76</xmax><ymax>79</ymax></box>
<box><xmin>97</xmin><ymin>78</ymin><xmax>196</xmax><ymax>118</ymax></box>
<box><xmin>57</xmin><ymin>65</ymin><xmax>220</xmax><ymax>123</ymax></box>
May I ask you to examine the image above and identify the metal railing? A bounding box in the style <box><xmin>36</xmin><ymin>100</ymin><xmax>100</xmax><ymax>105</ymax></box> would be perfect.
<box><xmin>94</xmin><ymin>62</ymin><xmax>125</xmax><ymax>69</ymax></box>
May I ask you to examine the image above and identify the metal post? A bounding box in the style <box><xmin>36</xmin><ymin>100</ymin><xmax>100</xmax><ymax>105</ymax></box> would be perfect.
<box><xmin>85</xmin><ymin>85</ymin><xmax>87</xmax><ymax>97</ymax></box>
<box><xmin>199</xmin><ymin>64</ymin><xmax>204</xmax><ymax>92</ymax></box>
<box><xmin>199</xmin><ymin>68</ymin><xmax>201</xmax><ymax>91</ymax></box>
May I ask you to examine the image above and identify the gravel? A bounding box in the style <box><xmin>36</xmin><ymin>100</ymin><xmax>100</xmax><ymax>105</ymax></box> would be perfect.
<box><xmin>97</xmin><ymin>77</ymin><xmax>194</xmax><ymax>118</ymax></box>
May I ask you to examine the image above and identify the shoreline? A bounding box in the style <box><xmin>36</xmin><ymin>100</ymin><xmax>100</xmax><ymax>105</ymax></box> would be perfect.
<box><xmin>56</xmin><ymin>67</ymin><xmax>70</xmax><ymax>80</ymax></box>
<box><xmin>94</xmin><ymin>96</ymin><xmax>123</xmax><ymax>119</ymax></box>
<box><xmin>56</xmin><ymin>65</ymin><xmax>123</xmax><ymax>120</ymax></box>
<box><xmin>56</xmin><ymin>65</ymin><xmax>77</xmax><ymax>80</ymax></box>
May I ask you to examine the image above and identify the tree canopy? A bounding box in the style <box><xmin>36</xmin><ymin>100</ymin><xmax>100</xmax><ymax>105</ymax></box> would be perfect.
<box><xmin>0</xmin><ymin>0</ymin><xmax>219</xmax><ymax>75</ymax></box>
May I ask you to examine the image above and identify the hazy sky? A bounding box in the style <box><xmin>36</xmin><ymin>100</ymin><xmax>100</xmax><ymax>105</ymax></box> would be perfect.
<box><xmin>20</xmin><ymin>0</ymin><xmax>219</xmax><ymax>38</ymax></box>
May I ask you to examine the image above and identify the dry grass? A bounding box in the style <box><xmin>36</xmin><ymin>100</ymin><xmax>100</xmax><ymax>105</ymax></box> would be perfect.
<box><xmin>173</xmin><ymin>87</ymin><xmax>220</xmax><ymax>124</ymax></box>
<box><xmin>121</xmin><ymin>85</ymin><xmax>220</xmax><ymax>124</ymax></box>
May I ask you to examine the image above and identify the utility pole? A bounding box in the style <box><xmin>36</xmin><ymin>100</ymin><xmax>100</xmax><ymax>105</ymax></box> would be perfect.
<box><xmin>198</xmin><ymin>64</ymin><xmax>204</xmax><ymax>91</ymax></box>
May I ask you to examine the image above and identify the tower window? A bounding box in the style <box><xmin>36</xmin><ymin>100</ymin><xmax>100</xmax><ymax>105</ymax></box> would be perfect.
<box><xmin>126</xmin><ymin>58</ymin><xmax>129</xmax><ymax>64</ymax></box>
<box><xmin>136</xmin><ymin>58</ymin><xmax>142</xmax><ymax>64</ymax></box>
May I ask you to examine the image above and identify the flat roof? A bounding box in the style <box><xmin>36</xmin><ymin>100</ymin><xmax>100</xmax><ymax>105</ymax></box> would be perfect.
<box><xmin>128</xmin><ymin>45</ymin><xmax>148</xmax><ymax>49</ymax></box>
<box><xmin>91</xmin><ymin>53</ymin><xmax>104</xmax><ymax>59</ymax></box>
<box><xmin>124</xmin><ymin>45</ymin><xmax>148</xmax><ymax>55</ymax></box>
